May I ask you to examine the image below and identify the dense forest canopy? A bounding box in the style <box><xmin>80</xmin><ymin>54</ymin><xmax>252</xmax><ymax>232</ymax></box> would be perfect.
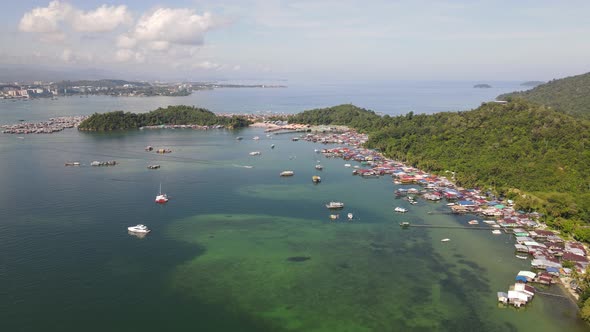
<box><xmin>289</xmin><ymin>102</ymin><xmax>590</xmax><ymax>239</ymax></box>
<box><xmin>78</xmin><ymin>105</ymin><xmax>251</xmax><ymax>131</ymax></box>
<box><xmin>499</xmin><ymin>72</ymin><xmax>590</xmax><ymax>119</ymax></box>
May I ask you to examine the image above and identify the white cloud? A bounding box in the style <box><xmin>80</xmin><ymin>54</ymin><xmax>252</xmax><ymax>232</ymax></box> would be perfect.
<box><xmin>60</xmin><ymin>48</ymin><xmax>73</xmax><ymax>62</ymax></box>
<box><xmin>133</xmin><ymin>8</ymin><xmax>216</xmax><ymax>45</ymax></box>
<box><xmin>71</xmin><ymin>5</ymin><xmax>132</xmax><ymax>33</ymax></box>
<box><xmin>19</xmin><ymin>1</ymin><xmax>131</xmax><ymax>36</ymax></box>
<box><xmin>193</xmin><ymin>61</ymin><xmax>221</xmax><ymax>70</ymax></box>
<box><xmin>148</xmin><ymin>41</ymin><xmax>170</xmax><ymax>51</ymax></box>
<box><xmin>117</xmin><ymin>35</ymin><xmax>137</xmax><ymax>49</ymax></box>
<box><xmin>115</xmin><ymin>49</ymin><xmax>145</xmax><ymax>63</ymax></box>
<box><xmin>233</xmin><ymin>65</ymin><xmax>241</xmax><ymax>71</ymax></box>
<box><xmin>19</xmin><ymin>1</ymin><xmax>71</xmax><ymax>33</ymax></box>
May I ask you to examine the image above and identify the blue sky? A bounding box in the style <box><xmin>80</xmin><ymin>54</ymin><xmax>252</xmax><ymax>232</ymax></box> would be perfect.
<box><xmin>1</xmin><ymin>0</ymin><xmax>589</xmax><ymax>81</ymax></box>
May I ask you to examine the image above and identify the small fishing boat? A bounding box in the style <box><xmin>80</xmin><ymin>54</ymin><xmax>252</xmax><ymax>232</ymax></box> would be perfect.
<box><xmin>236</xmin><ymin>136</ymin><xmax>243</xmax><ymax>140</ymax></box>
<box><xmin>249</xmin><ymin>151</ymin><xmax>261</xmax><ymax>156</ymax></box>
<box><xmin>399</xmin><ymin>222</ymin><xmax>410</xmax><ymax>227</ymax></box>
<box><xmin>468</xmin><ymin>220</ymin><xmax>479</xmax><ymax>225</ymax></box>
<box><xmin>314</xmin><ymin>149</ymin><xmax>320</xmax><ymax>153</ymax></box>
<box><xmin>492</xmin><ymin>230</ymin><xmax>502</xmax><ymax>235</ymax></box>
<box><xmin>253</xmin><ymin>136</ymin><xmax>260</xmax><ymax>140</ymax></box>
<box><xmin>441</xmin><ymin>238</ymin><xmax>450</xmax><ymax>242</ymax></box>
<box><xmin>312</xmin><ymin>175</ymin><xmax>321</xmax><ymax>183</ymax></box>
<box><xmin>271</xmin><ymin>144</ymin><xmax>275</xmax><ymax>149</ymax></box>
<box><xmin>394</xmin><ymin>207</ymin><xmax>408</xmax><ymax>213</ymax></box>
<box><xmin>315</xmin><ymin>164</ymin><xmax>323</xmax><ymax>170</ymax></box>
<box><xmin>330</xmin><ymin>214</ymin><xmax>339</xmax><ymax>220</ymax></box>
<box><xmin>147</xmin><ymin>164</ymin><xmax>160</xmax><ymax>169</ymax></box>
<box><xmin>347</xmin><ymin>213</ymin><xmax>353</xmax><ymax>220</ymax></box>
<box><xmin>344</xmin><ymin>164</ymin><xmax>351</xmax><ymax>167</ymax></box>
<box><xmin>516</xmin><ymin>255</ymin><xmax>528</xmax><ymax>260</ymax></box>
<box><xmin>326</xmin><ymin>202</ymin><xmax>344</xmax><ymax>209</ymax></box>
<box><xmin>280</xmin><ymin>170</ymin><xmax>294</xmax><ymax>177</ymax></box>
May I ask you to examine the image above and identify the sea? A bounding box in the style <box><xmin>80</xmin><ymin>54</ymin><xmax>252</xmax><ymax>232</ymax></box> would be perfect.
<box><xmin>0</xmin><ymin>80</ymin><xmax>587</xmax><ymax>332</ymax></box>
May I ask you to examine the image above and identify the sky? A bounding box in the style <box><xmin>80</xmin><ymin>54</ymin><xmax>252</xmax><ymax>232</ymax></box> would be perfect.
<box><xmin>1</xmin><ymin>0</ymin><xmax>589</xmax><ymax>82</ymax></box>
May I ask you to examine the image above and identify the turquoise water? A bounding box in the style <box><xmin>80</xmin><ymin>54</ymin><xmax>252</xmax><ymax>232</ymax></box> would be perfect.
<box><xmin>0</xmin><ymin>83</ymin><xmax>588</xmax><ymax>331</ymax></box>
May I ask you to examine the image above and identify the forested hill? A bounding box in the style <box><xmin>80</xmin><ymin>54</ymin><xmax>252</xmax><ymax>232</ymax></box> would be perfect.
<box><xmin>78</xmin><ymin>105</ymin><xmax>251</xmax><ymax>131</ymax></box>
<box><xmin>290</xmin><ymin>102</ymin><xmax>590</xmax><ymax>229</ymax></box>
<box><xmin>498</xmin><ymin>72</ymin><xmax>590</xmax><ymax>119</ymax></box>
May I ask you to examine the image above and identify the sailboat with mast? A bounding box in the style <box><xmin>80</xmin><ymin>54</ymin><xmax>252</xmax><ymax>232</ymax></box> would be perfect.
<box><xmin>155</xmin><ymin>183</ymin><xmax>169</xmax><ymax>204</ymax></box>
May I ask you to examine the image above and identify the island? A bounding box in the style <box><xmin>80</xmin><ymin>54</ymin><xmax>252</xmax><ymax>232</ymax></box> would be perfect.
<box><xmin>78</xmin><ymin>105</ymin><xmax>251</xmax><ymax>131</ymax></box>
<box><xmin>473</xmin><ymin>83</ymin><xmax>492</xmax><ymax>88</ymax></box>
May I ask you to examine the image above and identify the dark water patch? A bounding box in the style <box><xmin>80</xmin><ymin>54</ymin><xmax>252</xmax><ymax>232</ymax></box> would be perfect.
<box><xmin>457</xmin><ymin>259</ymin><xmax>487</xmax><ymax>273</ymax></box>
<box><xmin>337</xmin><ymin>262</ymin><xmax>350</xmax><ymax>269</ymax></box>
<box><xmin>287</xmin><ymin>256</ymin><xmax>311</xmax><ymax>262</ymax></box>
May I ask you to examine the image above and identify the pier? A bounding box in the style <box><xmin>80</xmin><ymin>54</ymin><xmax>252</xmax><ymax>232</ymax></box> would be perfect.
<box><xmin>401</xmin><ymin>224</ymin><xmax>498</xmax><ymax>231</ymax></box>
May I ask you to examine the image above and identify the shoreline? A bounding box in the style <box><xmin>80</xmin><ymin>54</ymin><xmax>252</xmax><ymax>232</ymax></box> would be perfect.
<box><xmin>289</xmin><ymin>124</ymin><xmax>588</xmax><ymax>309</ymax></box>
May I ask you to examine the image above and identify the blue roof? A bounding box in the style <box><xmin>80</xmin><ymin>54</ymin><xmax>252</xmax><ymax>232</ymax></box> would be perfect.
<box><xmin>458</xmin><ymin>200</ymin><xmax>475</xmax><ymax>206</ymax></box>
<box><xmin>515</xmin><ymin>276</ymin><xmax>528</xmax><ymax>282</ymax></box>
<box><xmin>546</xmin><ymin>267</ymin><xmax>559</xmax><ymax>273</ymax></box>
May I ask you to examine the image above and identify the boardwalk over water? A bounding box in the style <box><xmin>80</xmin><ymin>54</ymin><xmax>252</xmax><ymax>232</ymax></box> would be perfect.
<box><xmin>402</xmin><ymin>224</ymin><xmax>500</xmax><ymax>231</ymax></box>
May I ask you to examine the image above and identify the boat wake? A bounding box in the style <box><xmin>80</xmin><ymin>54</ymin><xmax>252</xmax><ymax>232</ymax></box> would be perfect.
<box><xmin>233</xmin><ymin>164</ymin><xmax>254</xmax><ymax>169</ymax></box>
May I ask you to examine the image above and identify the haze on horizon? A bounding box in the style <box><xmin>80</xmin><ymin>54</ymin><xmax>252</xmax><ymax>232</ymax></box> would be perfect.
<box><xmin>1</xmin><ymin>0</ymin><xmax>589</xmax><ymax>82</ymax></box>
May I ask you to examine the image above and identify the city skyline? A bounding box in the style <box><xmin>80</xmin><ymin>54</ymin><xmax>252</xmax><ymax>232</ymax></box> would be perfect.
<box><xmin>1</xmin><ymin>0</ymin><xmax>589</xmax><ymax>82</ymax></box>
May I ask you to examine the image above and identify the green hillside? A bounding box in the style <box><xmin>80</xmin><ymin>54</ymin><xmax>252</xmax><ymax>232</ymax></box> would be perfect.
<box><xmin>78</xmin><ymin>105</ymin><xmax>251</xmax><ymax>131</ymax></box>
<box><xmin>499</xmin><ymin>72</ymin><xmax>590</xmax><ymax>118</ymax></box>
<box><xmin>290</xmin><ymin>102</ymin><xmax>590</xmax><ymax>239</ymax></box>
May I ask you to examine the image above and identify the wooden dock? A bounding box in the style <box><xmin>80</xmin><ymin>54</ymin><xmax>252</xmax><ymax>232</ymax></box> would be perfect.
<box><xmin>402</xmin><ymin>224</ymin><xmax>499</xmax><ymax>231</ymax></box>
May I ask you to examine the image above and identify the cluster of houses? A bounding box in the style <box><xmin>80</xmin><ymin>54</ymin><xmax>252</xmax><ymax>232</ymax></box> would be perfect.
<box><xmin>292</xmin><ymin>127</ymin><xmax>588</xmax><ymax>308</ymax></box>
<box><xmin>1</xmin><ymin>116</ymin><xmax>88</xmax><ymax>134</ymax></box>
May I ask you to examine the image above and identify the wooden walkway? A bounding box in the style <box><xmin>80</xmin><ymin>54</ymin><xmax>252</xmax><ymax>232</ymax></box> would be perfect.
<box><xmin>402</xmin><ymin>224</ymin><xmax>498</xmax><ymax>231</ymax></box>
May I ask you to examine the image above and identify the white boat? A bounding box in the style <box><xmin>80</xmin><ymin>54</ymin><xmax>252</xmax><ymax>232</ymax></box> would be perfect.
<box><xmin>492</xmin><ymin>230</ymin><xmax>502</xmax><ymax>235</ymax></box>
<box><xmin>314</xmin><ymin>149</ymin><xmax>320</xmax><ymax>153</ymax></box>
<box><xmin>330</xmin><ymin>214</ymin><xmax>339</xmax><ymax>220</ymax></box>
<box><xmin>236</xmin><ymin>137</ymin><xmax>243</xmax><ymax>140</ymax></box>
<box><xmin>516</xmin><ymin>255</ymin><xmax>528</xmax><ymax>259</ymax></box>
<box><xmin>344</xmin><ymin>164</ymin><xmax>351</xmax><ymax>167</ymax></box>
<box><xmin>312</xmin><ymin>175</ymin><xmax>321</xmax><ymax>183</ymax></box>
<box><xmin>468</xmin><ymin>220</ymin><xmax>479</xmax><ymax>225</ymax></box>
<box><xmin>347</xmin><ymin>213</ymin><xmax>353</xmax><ymax>220</ymax></box>
<box><xmin>155</xmin><ymin>183</ymin><xmax>169</xmax><ymax>204</ymax></box>
<box><xmin>483</xmin><ymin>220</ymin><xmax>497</xmax><ymax>225</ymax></box>
<box><xmin>253</xmin><ymin>136</ymin><xmax>260</xmax><ymax>140</ymax></box>
<box><xmin>128</xmin><ymin>224</ymin><xmax>151</xmax><ymax>233</ymax></box>
<box><xmin>315</xmin><ymin>164</ymin><xmax>323</xmax><ymax>170</ymax></box>
<box><xmin>280</xmin><ymin>170</ymin><xmax>294</xmax><ymax>177</ymax></box>
<box><xmin>394</xmin><ymin>207</ymin><xmax>408</xmax><ymax>213</ymax></box>
<box><xmin>446</xmin><ymin>203</ymin><xmax>455</xmax><ymax>206</ymax></box>
<box><xmin>441</xmin><ymin>238</ymin><xmax>450</xmax><ymax>242</ymax></box>
<box><xmin>249</xmin><ymin>151</ymin><xmax>261</xmax><ymax>156</ymax></box>
<box><xmin>326</xmin><ymin>201</ymin><xmax>344</xmax><ymax>209</ymax></box>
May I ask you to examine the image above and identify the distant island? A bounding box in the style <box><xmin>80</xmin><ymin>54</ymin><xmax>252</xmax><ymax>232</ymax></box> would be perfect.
<box><xmin>521</xmin><ymin>81</ymin><xmax>545</xmax><ymax>87</ymax></box>
<box><xmin>78</xmin><ymin>105</ymin><xmax>251</xmax><ymax>131</ymax></box>
<box><xmin>0</xmin><ymin>79</ymin><xmax>286</xmax><ymax>99</ymax></box>
<box><xmin>473</xmin><ymin>83</ymin><xmax>492</xmax><ymax>88</ymax></box>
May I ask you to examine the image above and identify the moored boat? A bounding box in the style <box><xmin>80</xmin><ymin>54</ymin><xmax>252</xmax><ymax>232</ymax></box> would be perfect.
<box><xmin>326</xmin><ymin>201</ymin><xmax>344</xmax><ymax>209</ymax></box>
<box><xmin>330</xmin><ymin>214</ymin><xmax>339</xmax><ymax>220</ymax></box>
<box><xmin>249</xmin><ymin>151</ymin><xmax>261</xmax><ymax>156</ymax></box>
<box><xmin>312</xmin><ymin>175</ymin><xmax>321</xmax><ymax>183</ymax></box>
<box><xmin>155</xmin><ymin>183</ymin><xmax>168</xmax><ymax>203</ymax></box>
<box><xmin>441</xmin><ymin>238</ymin><xmax>450</xmax><ymax>242</ymax></box>
<box><xmin>394</xmin><ymin>207</ymin><xmax>408</xmax><ymax>213</ymax></box>
<box><xmin>399</xmin><ymin>222</ymin><xmax>410</xmax><ymax>227</ymax></box>
<box><xmin>128</xmin><ymin>224</ymin><xmax>151</xmax><ymax>233</ymax></box>
<box><xmin>468</xmin><ymin>220</ymin><xmax>479</xmax><ymax>225</ymax></box>
<box><xmin>492</xmin><ymin>230</ymin><xmax>502</xmax><ymax>235</ymax></box>
<box><xmin>315</xmin><ymin>164</ymin><xmax>323</xmax><ymax>170</ymax></box>
<box><xmin>347</xmin><ymin>213</ymin><xmax>353</xmax><ymax>220</ymax></box>
<box><xmin>280</xmin><ymin>170</ymin><xmax>294</xmax><ymax>176</ymax></box>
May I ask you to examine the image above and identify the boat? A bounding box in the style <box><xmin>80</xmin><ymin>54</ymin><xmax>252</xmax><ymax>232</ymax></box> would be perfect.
<box><xmin>347</xmin><ymin>213</ymin><xmax>353</xmax><ymax>220</ymax></box>
<box><xmin>147</xmin><ymin>164</ymin><xmax>161</xmax><ymax>169</ymax></box>
<box><xmin>155</xmin><ymin>183</ymin><xmax>169</xmax><ymax>204</ymax></box>
<box><xmin>441</xmin><ymin>238</ymin><xmax>450</xmax><ymax>242</ymax></box>
<box><xmin>326</xmin><ymin>201</ymin><xmax>344</xmax><ymax>209</ymax></box>
<box><xmin>127</xmin><ymin>224</ymin><xmax>151</xmax><ymax>233</ymax></box>
<box><xmin>236</xmin><ymin>136</ymin><xmax>243</xmax><ymax>140</ymax></box>
<box><xmin>280</xmin><ymin>170</ymin><xmax>294</xmax><ymax>176</ymax></box>
<box><xmin>483</xmin><ymin>220</ymin><xmax>496</xmax><ymax>225</ymax></box>
<box><xmin>315</xmin><ymin>164</ymin><xmax>323</xmax><ymax>170</ymax></box>
<box><xmin>292</xmin><ymin>137</ymin><xmax>299</xmax><ymax>141</ymax></box>
<box><xmin>399</xmin><ymin>222</ymin><xmax>410</xmax><ymax>227</ymax></box>
<box><xmin>344</xmin><ymin>164</ymin><xmax>351</xmax><ymax>167</ymax></box>
<box><xmin>145</xmin><ymin>145</ymin><xmax>153</xmax><ymax>151</ymax></box>
<box><xmin>64</xmin><ymin>162</ymin><xmax>80</xmax><ymax>166</ymax></box>
<box><xmin>249</xmin><ymin>151</ymin><xmax>261</xmax><ymax>156</ymax></box>
<box><xmin>314</xmin><ymin>149</ymin><xmax>320</xmax><ymax>153</ymax></box>
<box><xmin>394</xmin><ymin>207</ymin><xmax>408</xmax><ymax>213</ymax></box>
<box><xmin>271</xmin><ymin>144</ymin><xmax>275</xmax><ymax>149</ymax></box>
<box><xmin>330</xmin><ymin>214</ymin><xmax>339</xmax><ymax>220</ymax></box>
<box><xmin>492</xmin><ymin>230</ymin><xmax>502</xmax><ymax>235</ymax></box>
<box><xmin>253</xmin><ymin>136</ymin><xmax>260</xmax><ymax>140</ymax></box>
<box><xmin>312</xmin><ymin>175</ymin><xmax>321</xmax><ymax>183</ymax></box>
<box><xmin>516</xmin><ymin>255</ymin><xmax>528</xmax><ymax>259</ymax></box>
<box><xmin>468</xmin><ymin>220</ymin><xmax>479</xmax><ymax>225</ymax></box>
